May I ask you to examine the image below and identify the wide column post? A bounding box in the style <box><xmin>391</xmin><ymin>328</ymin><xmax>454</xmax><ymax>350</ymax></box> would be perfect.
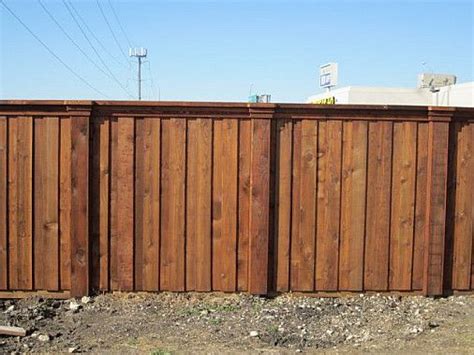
<box><xmin>248</xmin><ymin>105</ymin><xmax>274</xmax><ymax>295</ymax></box>
<box><xmin>423</xmin><ymin>107</ymin><xmax>453</xmax><ymax>296</ymax></box>
<box><xmin>69</xmin><ymin>105</ymin><xmax>91</xmax><ymax>297</ymax></box>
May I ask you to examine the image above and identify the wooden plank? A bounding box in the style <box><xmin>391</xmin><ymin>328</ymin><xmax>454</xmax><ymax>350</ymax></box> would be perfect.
<box><xmin>0</xmin><ymin>117</ymin><xmax>6</xmax><ymax>290</ymax></box>
<box><xmin>186</xmin><ymin>119</ymin><xmax>212</xmax><ymax>291</ymax></box>
<box><xmin>364</xmin><ymin>121</ymin><xmax>393</xmax><ymax>291</ymax></box>
<box><xmin>237</xmin><ymin>119</ymin><xmax>251</xmax><ymax>292</ymax></box>
<box><xmin>316</xmin><ymin>121</ymin><xmax>342</xmax><ymax>291</ymax></box>
<box><xmin>412</xmin><ymin>123</ymin><xmax>429</xmax><ymax>290</ymax></box>
<box><xmin>248</xmin><ymin>118</ymin><xmax>271</xmax><ymax>295</ymax></box>
<box><xmin>339</xmin><ymin>121</ymin><xmax>368</xmax><ymax>291</ymax></box>
<box><xmin>110</xmin><ymin>117</ymin><xmax>134</xmax><ymax>291</ymax></box>
<box><xmin>160</xmin><ymin>118</ymin><xmax>186</xmax><ymax>291</ymax></box>
<box><xmin>135</xmin><ymin>118</ymin><xmax>160</xmax><ymax>291</ymax></box>
<box><xmin>8</xmin><ymin>116</ymin><xmax>33</xmax><ymax>290</ymax></box>
<box><xmin>275</xmin><ymin>119</ymin><xmax>292</xmax><ymax>292</ymax></box>
<box><xmin>212</xmin><ymin>119</ymin><xmax>238</xmax><ymax>292</ymax></box>
<box><xmin>390</xmin><ymin>122</ymin><xmax>417</xmax><ymax>290</ymax></box>
<box><xmin>0</xmin><ymin>290</ymin><xmax>70</xmax><ymax>299</ymax></box>
<box><xmin>423</xmin><ymin>121</ymin><xmax>449</xmax><ymax>296</ymax></box>
<box><xmin>110</xmin><ymin>118</ymin><xmax>119</xmax><ymax>291</ymax></box>
<box><xmin>452</xmin><ymin>123</ymin><xmax>473</xmax><ymax>290</ymax></box>
<box><xmin>290</xmin><ymin>120</ymin><xmax>317</xmax><ymax>291</ymax></box>
<box><xmin>0</xmin><ymin>325</ymin><xmax>26</xmax><ymax>337</ymax></box>
<box><xmin>98</xmin><ymin>118</ymin><xmax>110</xmax><ymax>291</ymax></box>
<box><xmin>59</xmin><ymin>118</ymin><xmax>72</xmax><ymax>290</ymax></box>
<box><xmin>34</xmin><ymin>117</ymin><xmax>59</xmax><ymax>291</ymax></box>
<box><xmin>70</xmin><ymin>115</ymin><xmax>89</xmax><ymax>297</ymax></box>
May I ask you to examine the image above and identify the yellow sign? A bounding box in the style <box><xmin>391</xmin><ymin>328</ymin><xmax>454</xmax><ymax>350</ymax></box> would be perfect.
<box><xmin>311</xmin><ymin>96</ymin><xmax>336</xmax><ymax>105</ymax></box>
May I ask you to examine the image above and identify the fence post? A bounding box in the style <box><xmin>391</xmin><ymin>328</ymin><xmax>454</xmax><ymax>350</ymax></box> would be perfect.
<box><xmin>423</xmin><ymin>107</ymin><xmax>453</xmax><ymax>296</ymax></box>
<box><xmin>69</xmin><ymin>105</ymin><xmax>91</xmax><ymax>297</ymax></box>
<box><xmin>248</xmin><ymin>105</ymin><xmax>274</xmax><ymax>295</ymax></box>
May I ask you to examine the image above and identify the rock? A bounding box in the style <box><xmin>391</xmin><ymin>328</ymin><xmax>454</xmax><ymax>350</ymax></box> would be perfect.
<box><xmin>69</xmin><ymin>301</ymin><xmax>81</xmax><ymax>312</ymax></box>
<box><xmin>81</xmin><ymin>296</ymin><xmax>91</xmax><ymax>304</ymax></box>
<box><xmin>249</xmin><ymin>331</ymin><xmax>259</xmax><ymax>337</ymax></box>
<box><xmin>38</xmin><ymin>334</ymin><xmax>50</xmax><ymax>342</ymax></box>
<box><xmin>5</xmin><ymin>305</ymin><xmax>15</xmax><ymax>313</ymax></box>
<box><xmin>200</xmin><ymin>310</ymin><xmax>209</xmax><ymax>316</ymax></box>
<box><xmin>68</xmin><ymin>347</ymin><xmax>78</xmax><ymax>353</ymax></box>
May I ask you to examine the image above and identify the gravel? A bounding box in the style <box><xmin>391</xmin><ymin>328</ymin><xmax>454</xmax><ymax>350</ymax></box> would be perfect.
<box><xmin>0</xmin><ymin>292</ymin><xmax>472</xmax><ymax>353</ymax></box>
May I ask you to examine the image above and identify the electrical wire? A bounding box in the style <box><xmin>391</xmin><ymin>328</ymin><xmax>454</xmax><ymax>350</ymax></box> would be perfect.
<box><xmin>107</xmin><ymin>0</ymin><xmax>133</xmax><ymax>49</ymax></box>
<box><xmin>0</xmin><ymin>0</ymin><xmax>109</xmax><ymax>98</ymax></box>
<box><xmin>66</xmin><ymin>0</ymin><xmax>128</xmax><ymax>69</ymax></box>
<box><xmin>37</xmin><ymin>0</ymin><xmax>117</xmax><ymax>84</ymax></box>
<box><xmin>96</xmin><ymin>0</ymin><xmax>129</xmax><ymax>62</ymax></box>
<box><xmin>62</xmin><ymin>0</ymin><xmax>134</xmax><ymax>98</ymax></box>
<box><xmin>146</xmin><ymin>61</ymin><xmax>157</xmax><ymax>101</ymax></box>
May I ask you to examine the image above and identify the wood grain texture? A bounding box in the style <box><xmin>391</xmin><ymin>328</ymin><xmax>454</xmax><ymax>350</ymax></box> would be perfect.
<box><xmin>59</xmin><ymin>118</ymin><xmax>72</xmax><ymax>290</ymax></box>
<box><xmin>339</xmin><ymin>121</ymin><xmax>367</xmax><ymax>291</ymax></box>
<box><xmin>0</xmin><ymin>117</ymin><xmax>6</xmax><ymax>290</ymax></box>
<box><xmin>423</xmin><ymin>121</ymin><xmax>449</xmax><ymax>296</ymax></box>
<box><xmin>186</xmin><ymin>119</ymin><xmax>212</xmax><ymax>291</ymax></box>
<box><xmin>316</xmin><ymin>121</ymin><xmax>342</xmax><ymax>291</ymax></box>
<box><xmin>364</xmin><ymin>121</ymin><xmax>393</xmax><ymax>291</ymax></box>
<box><xmin>212</xmin><ymin>119</ymin><xmax>238</xmax><ymax>292</ymax></box>
<box><xmin>389</xmin><ymin>122</ymin><xmax>417</xmax><ymax>291</ymax></box>
<box><xmin>70</xmin><ymin>115</ymin><xmax>89</xmax><ymax>297</ymax></box>
<box><xmin>135</xmin><ymin>118</ymin><xmax>160</xmax><ymax>291</ymax></box>
<box><xmin>275</xmin><ymin>119</ymin><xmax>292</xmax><ymax>292</ymax></box>
<box><xmin>34</xmin><ymin>117</ymin><xmax>59</xmax><ymax>291</ymax></box>
<box><xmin>112</xmin><ymin>117</ymin><xmax>134</xmax><ymax>291</ymax></box>
<box><xmin>452</xmin><ymin>123</ymin><xmax>473</xmax><ymax>290</ymax></box>
<box><xmin>290</xmin><ymin>120</ymin><xmax>317</xmax><ymax>291</ymax></box>
<box><xmin>89</xmin><ymin>117</ymin><xmax>109</xmax><ymax>291</ymax></box>
<box><xmin>160</xmin><ymin>119</ymin><xmax>186</xmax><ymax>291</ymax></box>
<box><xmin>248</xmin><ymin>119</ymin><xmax>271</xmax><ymax>294</ymax></box>
<box><xmin>237</xmin><ymin>119</ymin><xmax>251</xmax><ymax>292</ymax></box>
<box><xmin>412</xmin><ymin>123</ymin><xmax>429</xmax><ymax>290</ymax></box>
<box><xmin>8</xmin><ymin>116</ymin><xmax>33</xmax><ymax>290</ymax></box>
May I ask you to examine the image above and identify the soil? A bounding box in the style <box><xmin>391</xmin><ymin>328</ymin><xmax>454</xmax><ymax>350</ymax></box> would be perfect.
<box><xmin>0</xmin><ymin>292</ymin><xmax>473</xmax><ymax>353</ymax></box>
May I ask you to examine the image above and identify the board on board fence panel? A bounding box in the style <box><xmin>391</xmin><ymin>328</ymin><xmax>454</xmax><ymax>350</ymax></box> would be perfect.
<box><xmin>389</xmin><ymin>122</ymin><xmax>417</xmax><ymax>291</ymax></box>
<box><xmin>451</xmin><ymin>122</ymin><xmax>474</xmax><ymax>290</ymax></box>
<box><xmin>186</xmin><ymin>118</ymin><xmax>212</xmax><ymax>292</ymax></box>
<box><xmin>238</xmin><ymin>119</ymin><xmax>251</xmax><ymax>292</ymax></box>
<box><xmin>212</xmin><ymin>119</ymin><xmax>238</xmax><ymax>292</ymax></box>
<box><xmin>110</xmin><ymin>117</ymin><xmax>135</xmax><ymax>291</ymax></box>
<box><xmin>135</xmin><ymin>117</ymin><xmax>161</xmax><ymax>291</ymax></box>
<box><xmin>339</xmin><ymin>121</ymin><xmax>367</xmax><ymax>291</ymax></box>
<box><xmin>160</xmin><ymin>118</ymin><xmax>186</xmax><ymax>291</ymax></box>
<box><xmin>34</xmin><ymin>117</ymin><xmax>59</xmax><ymax>291</ymax></box>
<box><xmin>8</xmin><ymin>116</ymin><xmax>33</xmax><ymax>290</ymax></box>
<box><xmin>316</xmin><ymin>120</ymin><xmax>342</xmax><ymax>291</ymax></box>
<box><xmin>364</xmin><ymin>121</ymin><xmax>393</xmax><ymax>291</ymax></box>
<box><xmin>275</xmin><ymin>119</ymin><xmax>292</xmax><ymax>292</ymax></box>
<box><xmin>412</xmin><ymin>123</ymin><xmax>429</xmax><ymax>291</ymax></box>
<box><xmin>0</xmin><ymin>117</ymin><xmax>6</xmax><ymax>290</ymax></box>
<box><xmin>59</xmin><ymin>117</ymin><xmax>72</xmax><ymax>291</ymax></box>
<box><xmin>290</xmin><ymin>120</ymin><xmax>316</xmax><ymax>291</ymax></box>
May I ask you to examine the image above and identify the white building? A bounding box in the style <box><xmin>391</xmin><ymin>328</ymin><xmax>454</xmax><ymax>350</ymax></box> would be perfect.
<box><xmin>307</xmin><ymin>78</ymin><xmax>473</xmax><ymax>107</ymax></box>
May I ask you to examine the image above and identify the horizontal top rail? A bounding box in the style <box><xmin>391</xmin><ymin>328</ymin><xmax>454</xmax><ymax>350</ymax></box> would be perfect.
<box><xmin>0</xmin><ymin>100</ymin><xmax>472</xmax><ymax>121</ymax></box>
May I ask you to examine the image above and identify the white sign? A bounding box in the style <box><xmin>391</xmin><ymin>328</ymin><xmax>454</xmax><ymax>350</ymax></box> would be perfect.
<box><xmin>319</xmin><ymin>63</ymin><xmax>338</xmax><ymax>88</ymax></box>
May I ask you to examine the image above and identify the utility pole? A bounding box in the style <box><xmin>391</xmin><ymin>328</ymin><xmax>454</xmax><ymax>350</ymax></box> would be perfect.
<box><xmin>129</xmin><ymin>47</ymin><xmax>147</xmax><ymax>100</ymax></box>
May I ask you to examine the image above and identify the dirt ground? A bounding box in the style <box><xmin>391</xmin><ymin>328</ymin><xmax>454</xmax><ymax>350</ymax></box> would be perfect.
<box><xmin>0</xmin><ymin>292</ymin><xmax>473</xmax><ymax>353</ymax></box>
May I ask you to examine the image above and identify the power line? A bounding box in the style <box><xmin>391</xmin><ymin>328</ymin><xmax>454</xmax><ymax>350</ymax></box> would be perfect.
<box><xmin>96</xmin><ymin>0</ymin><xmax>129</xmax><ymax>62</ymax></box>
<box><xmin>62</xmin><ymin>0</ymin><xmax>134</xmax><ymax>98</ymax></box>
<box><xmin>146</xmin><ymin>61</ymin><xmax>157</xmax><ymax>100</ymax></box>
<box><xmin>0</xmin><ymin>0</ymin><xmax>109</xmax><ymax>98</ymax></box>
<box><xmin>66</xmin><ymin>0</ymin><xmax>128</xmax><ymax>69</ymax></box>
<box><xmin>37</xmin><ymin>0</ymin><xmax>116</xmax><ymax>84</ymax></box>
<box><xmin>107</xmin><ymin>0</ymin><xmax>133</xmax><ymax>49</ymax></box>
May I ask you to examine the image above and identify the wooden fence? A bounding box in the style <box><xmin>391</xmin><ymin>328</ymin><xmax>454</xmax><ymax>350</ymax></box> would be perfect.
<box><xmin>0</xmin><ymin>101</ymin><xmax>472</xmax><ymax>298</ymax></box>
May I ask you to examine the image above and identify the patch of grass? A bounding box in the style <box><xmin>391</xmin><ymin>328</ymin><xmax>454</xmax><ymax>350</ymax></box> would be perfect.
<box><xmin>151</xmin><ymin>349</ymin><xmax>171</xmax><ymax>355</ymax></box>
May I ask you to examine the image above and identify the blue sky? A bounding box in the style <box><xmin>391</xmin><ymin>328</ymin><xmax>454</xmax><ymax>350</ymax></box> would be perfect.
<box><xmin>0</xmin><ymin>0</ymin><xmax>472</xmax><ymax>102</ymax></box>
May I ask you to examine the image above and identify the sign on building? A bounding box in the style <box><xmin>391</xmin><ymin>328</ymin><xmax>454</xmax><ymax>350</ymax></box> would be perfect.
<box><xmin>319</xmin><ymin>63</ymin><xmax>338</xmax><ymax>89</ymax></box>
